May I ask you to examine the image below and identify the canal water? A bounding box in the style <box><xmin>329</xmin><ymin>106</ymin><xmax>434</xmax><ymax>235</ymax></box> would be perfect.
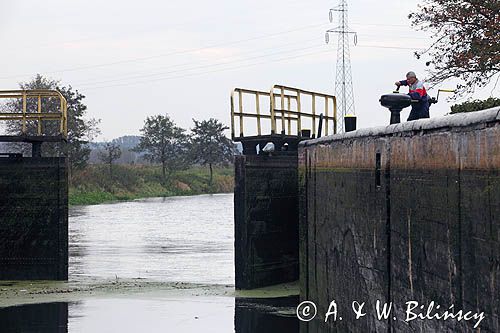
<box><xmin>69</xmin><ymin>194</ymin><xmax>234</xmax><ymax>284</ymax></box>
<box><xmin>1</xmin><ymin>194</ymin><xmax>299</xmax><ymax>332</ymax></box>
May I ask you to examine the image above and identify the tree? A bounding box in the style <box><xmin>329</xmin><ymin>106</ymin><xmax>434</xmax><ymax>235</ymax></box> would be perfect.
<box><xmin>60</xmin><ymin>84</ymin><xmax>100</xmax><ymax>172</ymax></box>
<box><xmin>190</xmin><ymin>118</ymin><xmax>234</xmax><ymax>186</ymax></box>
<box><xmin>5</xmin><ymin>74</ymin><xmax>100</xmax><ymax>172</ymax></box>
<box><xmin>134</xmin><ymin>114</ymin><xmax>190</xmax><ymax>181</ymax></box>
<box><xmin>409</xmin><ymin>0</ymin><xmax>500</xmax><ymax>94</ymax></box>
<box><xmin>450</xmin><ymin>97</ymin><xmax>500</xmax><ymax>114</ymax></box>
<box><xmin>98</xmin><ymin>141</ymin><xmax>122</xmax><ymax>177</ymax></box>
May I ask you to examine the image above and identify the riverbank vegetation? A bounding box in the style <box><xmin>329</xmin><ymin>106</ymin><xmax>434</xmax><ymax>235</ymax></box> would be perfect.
<box><xmin>4</xmin><ymin>75</ymin><xmax>236</xmax><ymax>206</ymax></box>
<box><xmin>69</xmin><ymin>165</ymin><xmax>234</xmax><ymax>205</ymax></box>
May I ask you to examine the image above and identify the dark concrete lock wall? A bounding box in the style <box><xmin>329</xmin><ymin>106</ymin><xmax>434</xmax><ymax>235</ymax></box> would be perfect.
<box><xmin>235</xmin><ymin>154</ymin><xmax>299</xmax><ymax>290</ymax></box>
<box><xmin>0</xmin><ymin>157</ymin><xmax>68</xmax><ymax>280</ymax></box>
<box><xmin>299</xmin><ymin>108</ymin><xmax>500</xmax><ymax>332</ymax></box>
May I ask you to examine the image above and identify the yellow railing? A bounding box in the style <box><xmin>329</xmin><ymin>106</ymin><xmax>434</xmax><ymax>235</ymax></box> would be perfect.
<box><xmin>270</xmin><ymin>85</ymin><xmax>337</xmax><ymax>137</ymax></box>
<box><xmin>0</xmin><ymin>90</ymin><xmax>68</xmax><ymax>138</ymax></box>
<box><xmin>231</xmin><ymin>85</ymin><xmax>336</xmax><ymax>139</ymax></box>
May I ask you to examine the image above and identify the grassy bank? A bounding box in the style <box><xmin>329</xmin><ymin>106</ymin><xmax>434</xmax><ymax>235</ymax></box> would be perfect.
<box><xmin>69</xmin><ymin>164</ymin><xmax>234</xmax><ymax>205</ymax></box>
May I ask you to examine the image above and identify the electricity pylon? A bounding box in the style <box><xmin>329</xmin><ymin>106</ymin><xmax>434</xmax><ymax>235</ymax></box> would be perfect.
<box><xmin>325</xmin><ymin>0</ymin><xmax>357</xmax><ymax>133</ymax></box>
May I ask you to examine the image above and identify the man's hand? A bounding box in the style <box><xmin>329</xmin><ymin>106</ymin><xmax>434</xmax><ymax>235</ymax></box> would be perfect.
<box><xmin>395</xmin><ymin>81</ymin><xmax>401</xmax><ymax>87</ymax></box>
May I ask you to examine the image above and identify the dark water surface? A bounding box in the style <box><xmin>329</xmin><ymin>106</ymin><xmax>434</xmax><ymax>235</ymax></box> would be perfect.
<box><xmin>2</xmin><ymin>194</ymin><xmax>299</xmax><ymax>332</ymax></box>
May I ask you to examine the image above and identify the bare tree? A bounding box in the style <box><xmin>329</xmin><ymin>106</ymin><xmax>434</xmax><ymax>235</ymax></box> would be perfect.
<box><xmin>98</xmin><ymin>141</ymin><xmax>122</xmax><ymax>177</ymax></box>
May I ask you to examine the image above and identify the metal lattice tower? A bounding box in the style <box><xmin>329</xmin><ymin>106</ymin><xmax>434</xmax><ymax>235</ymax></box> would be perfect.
<box><xmin>325</xmin><ymin>0</ymin><xmax>357</xmax><ymax>133</ymax></box>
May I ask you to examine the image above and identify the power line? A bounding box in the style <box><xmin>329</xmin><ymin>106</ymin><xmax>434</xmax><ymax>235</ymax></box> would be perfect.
<box><xmin>75</xmin><ymin>44</ymin><xmax>324</xmax><ymax>87</ymax></box>
<box><xmin>75</xmin><ymin>41</ymin><xmax>421</xmax><ymax>89</ymax></box>
<box><xmin>350</xmin><ymin>22</ymin><xmax>410</xmax><ymax>28</ymax></box>
<box><xmin>73</xmin><ymin>39</ymin><xmax>322</xmax><ymax>86</ymax></box>
<box><xmin>357</xmin><ymin>44</ymin><xmax>425</xmax><ymax>50</ymax></box>
<box><xmin>0</xmin><ymin>19</ymin><xmax>428</xmax><ymax>82</ymax></box>
<box><xmin>86</xmin><ymin>48</ymin><xmax>334</xmax><ymax>90</ymax></box>
<box><xmin>4</xmin><ymin>19</ymin><xmax>411</xmax><ymax>54</ymax></box>
<box><xmin>356</xmin><ymin>33</ymin><xmax>430</xmax><ymax>40</ymax></box>
<box><xmin>83</xmin><ymin>42</ymin><xmax>421</xmax><ymax>91</ymax></box>
<box><xmin>72</xmin><ymin>35</ymin><xmax>425</xmax><ymax>87</ymax></box>
<box><xmin>0</xmin><ymin>22</ymin><xmax>329</xmax><ymax>81</ymax></box>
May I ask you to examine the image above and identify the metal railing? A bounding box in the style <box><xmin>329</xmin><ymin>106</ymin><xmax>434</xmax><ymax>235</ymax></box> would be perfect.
<box><xmin>231</xmin><ymin>85</ymin><xmax>337</xmax><ymax>139</ymax></box>
<box><xmin>231</xmin><ymin>88</ymin><xmax>269</xmax><ymax>139</ymax></box>
<box><xmin>0</xmin><ymin>90</ymin><xmax>68</xmax><ymax>138</ymax></box>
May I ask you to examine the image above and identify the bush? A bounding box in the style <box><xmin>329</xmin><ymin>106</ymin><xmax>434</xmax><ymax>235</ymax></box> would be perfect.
<box><xmin>69</xmin><ymin>164</ymin><xmax>234</xmax><ymax>205</ymax></box>
<box><xmin>450</xmin><ymin>97</ymin><xmax>500</xmax><ymax>114</ymax></box>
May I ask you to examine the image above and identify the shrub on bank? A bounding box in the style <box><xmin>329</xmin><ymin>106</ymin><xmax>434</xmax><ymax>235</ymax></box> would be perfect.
<box><xmin>69</xmin><ymin>164</ymin><xmax>234</xmax><ymax>205</ymax></box>
<box><xmin>450</xmin><ymin>97</ymin><xmax>500</xmax><ymax>114</ymax></box>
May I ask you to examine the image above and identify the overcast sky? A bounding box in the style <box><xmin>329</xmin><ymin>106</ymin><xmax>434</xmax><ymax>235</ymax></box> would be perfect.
<box><xmin>0</xmin><ymin>0</ymin><xmax>497</xmax><ymax>140</ymax></box>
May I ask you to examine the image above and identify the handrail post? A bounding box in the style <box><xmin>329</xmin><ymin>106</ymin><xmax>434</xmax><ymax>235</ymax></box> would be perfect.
<box><xmin>312</xmin><ymin>94</ymin><xmax>316</xmax><ymax>137</ymax></box>
<box><xmin>22</xmin><ymin>91</ymin><xmax>27</xmax><ymax>134</ymax></box>
<box><xmin>296</xmin><ymin>91</ymin><xmax>301</xmax><ymax>135</ymax></box>
<box><xmin>238</xmin><ymin>90</ymin><xmax>244</xmax><ymax>137</ymax></box>
<box><xmin>230</xmin><ymin>92</ymin><xmax>235</xmax><ymax>140</ymax></box>
<box><xmin>59</xmin><ymin>96</ymin><xmax>65</xmax><ymax>136</ymax></box>
<box><xmin>63</xmin><ymin>99</ymin><xmax>68</xmax><ymax>138</ymax></box>
<box><xmin>270</xmin><ymin>87</ymin><xmax>276</xmax><ymax>135</ymax></box>
<box><xmin>325</xmin><ymin>98</ymin><xmax>329</xmax><ymax>136</ymax></box>
<box><xmin>287</xmin><ymin>96</ymin><xmax>291</xmax><ymax>135</ymax></box>
<box><xmin>37</xmin><ymin>95</ymin><xmax>42</xmax><ymax>135</ymax></box>
<box><xmin>255</xmin><ymin>93</ymin><xmax>261</xmax><ymax>136</ymax></box>
<box><xmin>280</xmin><ymin>87</ymin><xmax>285</xmax><ymax>134</ymax></box>
<box><xmin>333</xmin><ymin>96</ymin><xmax>337</xmax><ymax>134</ymax></box>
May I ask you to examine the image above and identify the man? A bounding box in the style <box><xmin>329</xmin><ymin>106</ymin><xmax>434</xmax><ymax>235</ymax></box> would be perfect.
<box><xmin>395</xmin><ymin>71</ymin><xmax>430</xmax><ymax>121</ymax></box>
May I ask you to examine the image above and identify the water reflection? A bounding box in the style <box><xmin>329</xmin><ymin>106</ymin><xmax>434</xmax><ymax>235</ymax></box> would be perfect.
<box><xmin>235</xmin><ymin>296</ymin><xmax>298</xmax><ymax>333</ymax></box>
<box><xmin>0</xmin><ymin>296</ymin><xmax>298</xmax><ymax>333</ymax></box>
<box><xmin>1</xmin><ymin>194</ymin><xmax>301</xmax><ymax>331</ymax></box>
<box><xmin>0</xmin><ymin>302</ymin><xmax>68</xmax><ymax>333</ymax></box>
<box><xmin>69</xmin><ymin>194</ymin><xmax>234</xmax><ymax>284</ymax></box>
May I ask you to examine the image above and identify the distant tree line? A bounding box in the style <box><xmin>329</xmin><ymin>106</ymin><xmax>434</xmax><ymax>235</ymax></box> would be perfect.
<box><xmin>4</xmin><ymin>75</ymin><xmax>235</xmax><ymax>185</ymax></box>
<box><xmin>133</xmin><ymin>114</ymin><xmax>234</xmax><ymax>184</ymax></box>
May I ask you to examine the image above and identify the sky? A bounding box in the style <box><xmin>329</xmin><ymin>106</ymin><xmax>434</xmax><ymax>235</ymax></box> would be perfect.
<box><xmin>0</xmin><ymin>0</ymin><xmax>497</xmax><ymax>140</ymax></box>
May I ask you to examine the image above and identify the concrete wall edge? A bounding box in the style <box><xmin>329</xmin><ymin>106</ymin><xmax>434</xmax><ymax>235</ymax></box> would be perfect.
<box><xmin>300</xmin><ymin>106</ymin><xmax>500</xmax><ymax>147</ymax></box>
